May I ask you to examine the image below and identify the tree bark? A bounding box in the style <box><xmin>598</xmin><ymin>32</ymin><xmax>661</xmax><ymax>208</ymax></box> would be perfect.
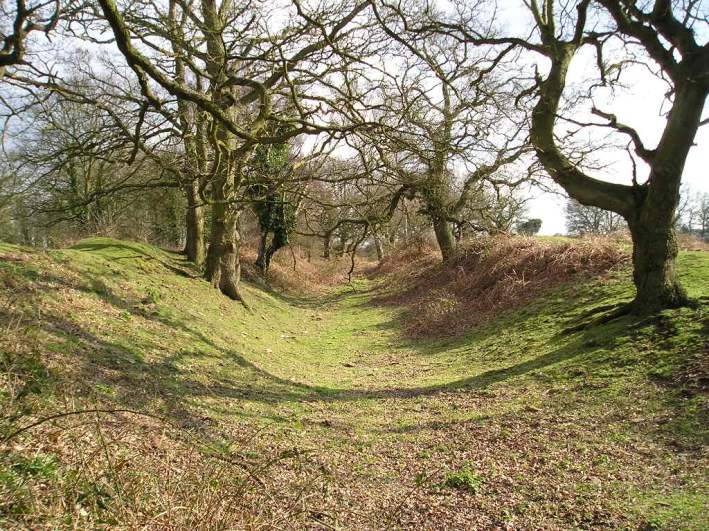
<box><xmin>433</xmin><ymin>217</ymin><xmax>456</xmax><ymax>262</ymax></box>
<box><xmin>623</xmin><ymin>79</ymin><xmax>705</xmax><ymax>312</ymax></box>
<box><xmin>373</xmin><ymin>232</ymin><xmax>384</xmax><ymax>262</ymax></box>
<box><xmin>628</xmin><ymin>217</ymin><xmax>686</xmax><ymax>313</ymax></box>
<box><xmin>323</xmin><ymin>231</ymin><xmax>331</xmax><ymax>260</ymax></box>
<box><xmin>256</xmin><ymin>232</ymin><xmax>269</xmax><ymax>272</ymax></box>
<box><xmin>184</xmin><ymin>180</ymin><xmax>205</xmax><ymax>267</ymax></box>
<box><xmin>199</xmin><ymin>0</ymin><xmax>254</xmax><ymax>303</ymax></box>
<box><xmin>206</xmin><ymin>203</ymin><xmax>243</xmax><ymax>301</ymax></box>
<box><xmin>255</xmin><ymin>232</ymin><xmax>280</xmax><ymax>273</ymax></box>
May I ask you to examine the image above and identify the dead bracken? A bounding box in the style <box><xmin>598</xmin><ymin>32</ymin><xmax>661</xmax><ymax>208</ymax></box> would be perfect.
<box><xmin>373</xmin><ymin>236</ymin><xmax>630</xmax><ymax>337</ymax></box>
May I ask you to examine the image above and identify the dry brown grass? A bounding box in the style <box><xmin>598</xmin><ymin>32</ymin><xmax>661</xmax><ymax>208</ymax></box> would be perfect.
<box><xmin>371</xmin><ymin>235</ymin><xmax>630</xmax><ymax>338</ymax></box>
<box><xmin>241</xmin><ymin>243</ymin><xmax>374</xmax><ymax>295</ymax></box>
<box><xmin>592</xmin><ymin>228</ymin><xmax>709</xmax><ymax>252</ymax></box>
<box><xmin>1</xmin><ymin>408</ymin><xmax>325</xmax><ymax>529</ymax></box>
<box><xmin>677</xmin><ymin>233</ymin><xmax>709</xmax><ymax>251</ymax></box>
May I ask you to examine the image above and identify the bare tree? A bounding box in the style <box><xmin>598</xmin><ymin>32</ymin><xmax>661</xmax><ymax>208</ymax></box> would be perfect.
<box><xmin>436</xmin><ymin>0</ymin><xmax>708</xmax><ymax>312</ymax></box>
<box><xmin>535</xmin><ymin>0</ymin><xmax>707</xmax><ymax>311</ymax></box>
<box><xmin>298</xmin><ymin>159</ymin><xmax>378</xmax><ymax>261</ymax></box>
<box><xmin>93</xmin><ymin>0</ymin><xmax>378</xmax><ymax>300</ymax></box>
<box><xmin>698</xmin><ymin>194</ymin><xmax>709</xmax><ymax>241</ymax></box>
<box><xmin>2</xmin><ymin>88</ymin><xmax>184</xmax><ymax>241</ymax></box>
<box><xmin>679</xmin><ymin>190</ymin><xmax>709</xmax><ymax>241</ymax></box>
<box><xmin>566</xmin><ymin>199</ymin><xmax>624</xmax><ymax>236</ymax></box>
<box><xmin>0</xmin><ymin>0</ymin><xmax>64</xmax><ymax>79</ymax></box>
<box><xmin>364</xmin><ymin>4</ymin><xmax>533</xmax><ymax>261</ymax></box>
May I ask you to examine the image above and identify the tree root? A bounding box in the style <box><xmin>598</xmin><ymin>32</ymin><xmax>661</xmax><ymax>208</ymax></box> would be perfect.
<box><xmin>573</xmin><ymin>303</ymin><xmax>624</xmax><ymax>321</ymax></box>
<box><xmin>224</xmin><ymin>285</ymin><xmax>252</xmax><ymax>312</ymax></box>
<box><xmin>562</xmin><ymin>294</ymin><xmax>703</xmax><ymax>336</ymax></box>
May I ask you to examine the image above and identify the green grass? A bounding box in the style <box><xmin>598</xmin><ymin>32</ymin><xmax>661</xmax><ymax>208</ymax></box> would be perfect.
<box><xmin>441</xmin><ymin>464</ymin><xmax>485</xmax><ymax>493</ymax></box>
<box><xmin>0</xmin><ymin>237</ymin><xmax>707</xmax><ymax>529</ymax></box>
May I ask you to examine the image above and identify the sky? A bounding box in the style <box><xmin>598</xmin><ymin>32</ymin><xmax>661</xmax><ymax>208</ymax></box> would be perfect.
<box><xmin>527</xmin><ymin>129</ymin><xmax>708</xmax><ymax>235</ymax></box>
<box><xmin>5</xmin><ymin>0</ymin><xmax>706</xmax><ymax>237</ymax></box>
<box><xmin>491</xmin><ymin>1</ymin><xmax>709</xmax><ymax>235</ymax></box>
<box><xmin>526</xmin><ymin>70</ymin><xmax>709</xmax><ymax>235</ymax></box>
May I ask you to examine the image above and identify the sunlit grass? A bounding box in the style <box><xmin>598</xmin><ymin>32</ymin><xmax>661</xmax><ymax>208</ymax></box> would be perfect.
<box><xmin>0</xmin><ymin>237</ymin><xmax>706</xmax><ymax>529</ymax></box>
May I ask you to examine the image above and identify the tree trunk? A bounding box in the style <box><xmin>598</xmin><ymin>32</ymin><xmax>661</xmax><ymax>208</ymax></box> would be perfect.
<box><xmin>628</xmin><ymin>217</ymin><xmax>687</xmax><ymax>313</ymax></box>
<box><xmin>260</xmin><ymin>244</ymin><xmax>279</xmax><ymax>273</ymax></box>
<box><xmin>206</xmin><ymin>204</ymin><xmax>243</xmax><ymax>301</ymax></box>
<box><xmin>184</xmin><ymin>180</ymin><xmax>205</xmax><ymax>267</ymax></box>
<box><xmin>374</xmin><ymin>233</ymin><xmax>384</xmax><ymax>262</ymax></box>
<box><xmin>626</xmin><ymin>80</ymin><xmax>705</xmax><ymax>313</ymax></box>
<box><xmin>433</xmin><ymin>218</ymin><xmax>455</xmax><ymax>262</ymax></box>
<box><xmin>255</xmin><ymin>232</ymin><xmax>280</xmax><ymax>273</ymax></box>
<box><xmin>199</xmin><ymin>0</ymin><xmax>249</xmax><ymax>303</ymax></box>
<box><xmin>453</xmin><ymin>222</ymin><xmax>463</xmax><ymax>242</ymax></box>
<box><xmin>323</xmin><ymin>231</ymin><xmax>332</xmax><ymax>259</ymax></box>
<box><xmin>336</xmin><ymin>237</ymin><xmax>347</xmax><ymax>258</ymax></box>
<box><xmin>256</xmin><ymin>232</ymin><xmax>269</xmax><ymax>272</ymax></box>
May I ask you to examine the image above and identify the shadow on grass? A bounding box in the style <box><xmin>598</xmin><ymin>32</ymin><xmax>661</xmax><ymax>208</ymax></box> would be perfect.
<box><xmin>70</xmin><ymin>240</ymin><xmax>200</xmax><ymax>278</ymax></box>
<box><xmin>7</xmin><ymin>240</ymin><xmax>705</xmax><ymax>454</ymax></box>
<box><xmin>37</xmin><ymin>305</ymin><xmax>620</xmax><ymax>409</ymax></box>
<box><xmin>24</xmin><ymin>245</ymin><xmax>637</xmax><ymax>411</ymax></box>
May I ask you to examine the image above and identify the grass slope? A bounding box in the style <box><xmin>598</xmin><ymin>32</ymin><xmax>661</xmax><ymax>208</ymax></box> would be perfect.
<box><xmin>0</xmin><ymin>237</ymin><xmax>707</xmax><ymax>529</ymax></box>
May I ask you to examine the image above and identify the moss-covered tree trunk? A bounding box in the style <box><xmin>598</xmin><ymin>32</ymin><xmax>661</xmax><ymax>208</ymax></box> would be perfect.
<box><xmin>433</xmin><ymin>217</ymin><xmax>455</xmax><ymax>262</ymax></box>
<box><xmin>256</xmin><ymin>233</ymin><xmax>270</xmax><ymax>271</ymax></box>
<box><xmin>184</xmin><ymin>180</ymin><xmax>205</xmax><ymax>267</ymax></box>
<box><xmin>206</xmin><ymin>200</ymin><xmax>242</xmax><ymax>301</ymax></box>
<box><xmin>623</xmin><ymin>80</ymin><xmax>704</xmax><ymax>313</ymax></box>
<box><xmin>200</xmin><ymin>0</ymin><xmax>247</xmax><ymax>302</ymax></box>
<box><xmin>255</xmin><ymin>232</ymin><xmax>284</xmax><ymax>273</ymax></box>
<box><xmin>628</xmin><ymin>217</ymin><xmax>686</xmax><ymax>312</ymax></box>
<box><xmin>323</xmin><ymin>231</ymin><xmax>332</xmax><ymax>259</ymax></box>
